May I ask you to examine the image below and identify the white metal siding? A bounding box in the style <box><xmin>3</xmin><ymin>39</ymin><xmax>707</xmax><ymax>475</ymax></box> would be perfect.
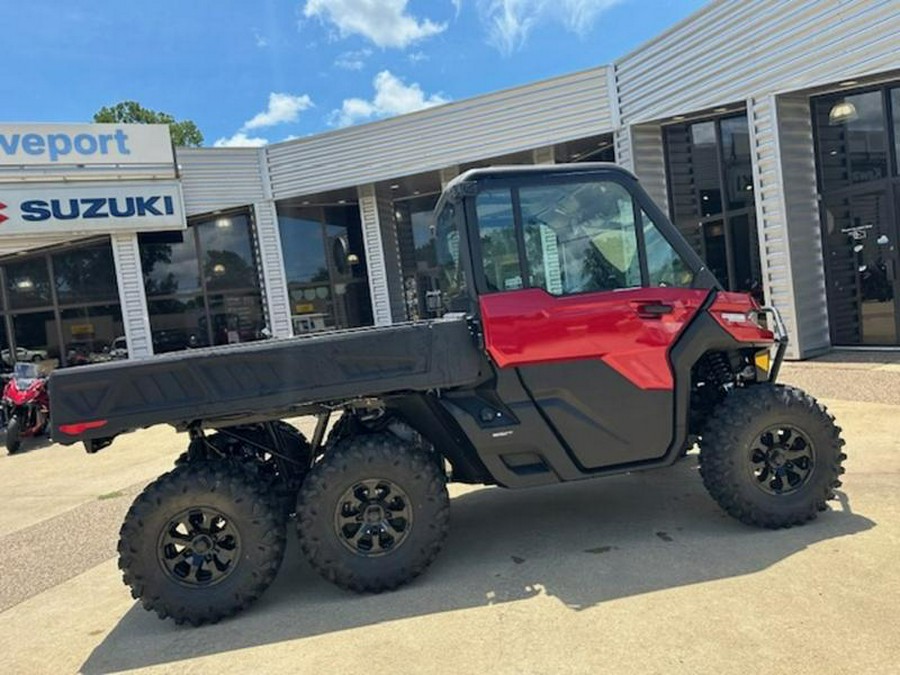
<box><xmin>266</xmin><ymin>67</ymin><xmax>612</xmax><ymax>199</ymax></box>
<box><xmin>176</xmin><ymin>147</ymin><xmax>267</xmax><ymax>216</ymax></box>
<box><xmin>632</xmin><ymin>125</ymin><xmax>669</xmax><ymax>214</ymax></box>
<box><xmin>110</xmin><ymin>233</ymin><xmax>153</xmax><ymax>358</ymax></box>
<box><xmin>776</xmin><ymin>94</ymin><xmax>831</xmax><ymax>355</ymax></box>
<box><xmin>357</xmin><ymin>184</ymin><xmax>392</xmax><ymax>325</ymax></box>
<box><xmin>374</xmin><ymin>188</ymin><xmax>406</xmax><ymax>321</ymax></box>
<box><xmin>253</xmin><ymin>201</ymin><xmax>292</xmax><ymax>338</ymax></box>
<box><xmin>615</xmin><ymin>0</ymin><xmax>900</xmax><ymax>125</ymax></box>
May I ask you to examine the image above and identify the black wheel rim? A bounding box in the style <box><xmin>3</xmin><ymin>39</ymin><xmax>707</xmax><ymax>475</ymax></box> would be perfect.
<box><xmin>749</xmin><ymin>425</ymin><xmax>815</xmax><ymax>496</ymax></box>
<box><xmin>333</xmin><ymin>478</ymin><xmax>413</xmax><ymax>557</ymax></box>
<box><xmin>157</xmin><ymin>507</ymin><xmax>242</xmax><ymax>587</ymax></box>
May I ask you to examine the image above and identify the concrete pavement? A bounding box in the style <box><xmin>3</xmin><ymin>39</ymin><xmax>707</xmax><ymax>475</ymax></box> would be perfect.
<box><xmin>0</xmin><ymin>361</ymin><xmax>898</xmax><ymax>674</ymax></box>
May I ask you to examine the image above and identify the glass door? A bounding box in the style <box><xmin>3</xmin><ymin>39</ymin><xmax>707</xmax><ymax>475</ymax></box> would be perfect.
<box><xmin>822</xmin><ymin>188</ymin><xmax>899</xmax><ymax>345</ymax></box>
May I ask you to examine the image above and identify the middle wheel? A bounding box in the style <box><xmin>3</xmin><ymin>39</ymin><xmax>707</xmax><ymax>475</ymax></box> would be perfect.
<box><xmin>296</xmin><ymin>433</ymin><xmax>450</xmax><ymax>593</ymax></box>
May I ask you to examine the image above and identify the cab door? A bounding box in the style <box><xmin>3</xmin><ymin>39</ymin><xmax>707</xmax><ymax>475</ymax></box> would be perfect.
<box><xmin>475</xmin><ymin>175</ymin><xmax>710</xmax><ymax>470</ymax></box>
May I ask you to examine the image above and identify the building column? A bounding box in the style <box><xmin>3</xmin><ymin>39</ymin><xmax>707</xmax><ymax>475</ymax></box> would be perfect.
<box><xmin>747</xmin><ymin>94</ymin><xmax>830</xmax><ymax>359</ymax></box>
<box><xmin>110</xmin><ymin>233</ymin><xmax>153</xmax><ymax>359</ymax></box>
<box><xmin>614</xmin><ymin>123</ymin><xmax>670</xmax><ymax>215</ymax></box>
<box><xmin>253</xmin><ymin>200</ymin><xmax>293</xmax><ymax>338</ymax></box>
<box><xmin>358</xmin><ymin>184</ymin><xmax>403</xmax><ymax>326</ymax></box>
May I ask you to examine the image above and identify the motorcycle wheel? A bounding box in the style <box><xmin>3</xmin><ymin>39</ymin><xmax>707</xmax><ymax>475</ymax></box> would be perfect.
<box><xmin>6</xmin><ymin>416</ymin><xmax>21</xmax><ymax>454</ymax></box>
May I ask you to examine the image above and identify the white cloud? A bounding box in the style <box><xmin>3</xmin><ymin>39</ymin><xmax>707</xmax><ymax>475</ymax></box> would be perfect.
<box><xmin>330</xmin><ymin>70</ymin><xmax>448</xmax><ymax>127</ymax></box>
<box><xmin>304</xmin><ymin>0</ymin><xmax>446</xmax><ymax>49</ymax></box>
<box><xmin>478</xmin><ymin>0</ymin><xmax>622</xmax><ymax>55</ymax></box>
<box><xmin>335</xmin><ymin>48</ymin><xmax>373</xmax><ymax>70</ymax></box>
<box><xmin>244</xmin><ymin>92</ymin><xmax>314</xmax><ymax>130</ymax></box>
<box><xmin>254</xmin><ymin>31</ymin><xmax>268</xmax><ymax>48</ymax></box>
<box><xmin>213</xmin><ymin>132</ymin><xmax>270</xmax><ymax>148</ymax></box>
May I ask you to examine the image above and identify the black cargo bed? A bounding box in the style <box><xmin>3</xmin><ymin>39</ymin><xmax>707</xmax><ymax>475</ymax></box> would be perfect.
<box><xmin>49</xmin><ymin>317</ymin><xmax>483</xmax><ymax>445</ymax></box>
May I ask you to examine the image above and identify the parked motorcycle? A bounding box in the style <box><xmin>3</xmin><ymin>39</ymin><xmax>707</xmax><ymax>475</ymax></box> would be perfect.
<box><xmin>1</xmin><ymin>362</ymin><xmax>50</xmax><ymax>454</ymax></box>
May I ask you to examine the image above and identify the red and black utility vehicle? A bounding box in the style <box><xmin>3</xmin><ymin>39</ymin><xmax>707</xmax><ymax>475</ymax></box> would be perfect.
<box><xmin>49</xmin><ymin>164</ymin><xmax>846</xmax><ymax>626</ymax></box>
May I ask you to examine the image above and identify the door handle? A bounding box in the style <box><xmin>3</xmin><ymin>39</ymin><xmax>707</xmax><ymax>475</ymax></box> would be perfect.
<box><xmin>634</xmin><ymin>302</ymin><xmax>674</xmax><ymax>319</ymax></box>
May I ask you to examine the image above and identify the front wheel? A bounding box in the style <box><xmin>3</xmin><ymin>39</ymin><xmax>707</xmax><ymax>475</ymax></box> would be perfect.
<box><xmin>699</xmin><ymin>384</ymin><xmax>846</xmax><ymax>528</ymax></box>
<box><xmin>118</xmin><ymin>462</ymin><xmax>286</xmax><ymax>625</ymax></box>
<box><xmin>296</xmin><ymin>433</ymin><xmax>450</xmax><ymax>593</ymax></box>
<box><xmin>5</xmin><ymin>416</ymin><xmax>21</xmax><ymax>454</ymax></box>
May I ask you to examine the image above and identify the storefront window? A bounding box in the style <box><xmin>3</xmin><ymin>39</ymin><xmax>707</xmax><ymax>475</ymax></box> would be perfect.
<box><xmin>5</xmin><ymin>258</ymin><xmax>53</xmax><ymax>310</ymax></box>
<box><xmin>140</xmin><ymin>230</ymin><xmax>201</xmax><ymax>296</ymax></box>
<box><xmin>60</xmin><ymin>304</ymin><xmax>124</xmax><ymax>366</ymax></box>
<box><xmin>1</xmin><ymin>239</ymin><xmax>122</xmax><ymax>369</ymax></box>
<box><xmin>139</xmin><ymin>211</ymin><xmax>267</xmax><ymax>352</ymax></box>
<box><xmin>395</xmin><ymin>193</ymin><xmax>441</xmax><ymax>320</ymax></box>
<box><xmin>199</xmin><ymin>214</ymin><xmax>259</xmax><ymax>292</ymax></box>
<box><xmin>11</xmin><ymin>312</ymin><xmax>58</xmax><ymax>365</ymax></box>
<box><xmin>665</xmin><ymin>113</ymin><xmax>762</xmax><ymax>296</ymax></box>
<box><xmin>813</xmin><ymin>85</ymin><xmax>900</xmax><ymax>346</ymax></box>
<box><xmin>815</xmin><ymin>90</ymin><xmax>888</xmax><ymax>192</ymax></box>
<box><xmin>53</xmin><ymin>245</ymin><xmax>118</xmax><ymax>305</ymax></box>
<box><xmin>277</xmin><ymin>204</ymin><xmax>372</xmax><ymax>332</ymax></box>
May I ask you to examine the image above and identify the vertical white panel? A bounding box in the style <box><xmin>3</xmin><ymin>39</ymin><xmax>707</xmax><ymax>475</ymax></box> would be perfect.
<box><xmin>357</xmin><ymin>184</ymin><xmax>392</xmax><ymax>326</ymax></box>
<box><xmin>532</xmin><ymin>146</ymin><xmax>555</xmax><ymax>165</ymax></box>
<box><xmin>254</xmin><ymin>201</ymin><xmax>293</xmax><ymax>338</ymax></box>
<box><xmin>110</xmin><ymin>233</ymin><xmax>153</xmax><ymax>358</ymax></box>
<box><xmin>749</xmin><ymin>95</ymin><xmax>796</xmax><ymax>357</ymax></box>
<box><xmin>615</xmin><ymin>124</ymin><xmax>669</xmax><ymax>214</ymax></box>
<box><xmin>776</xmin><ymin>93</ymin><xmax>832</xmax><ymax>354</ymax></box>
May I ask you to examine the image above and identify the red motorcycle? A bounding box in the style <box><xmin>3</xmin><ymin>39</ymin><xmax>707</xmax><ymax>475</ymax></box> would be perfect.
<box><xmin>1</xmin><ymin>362</ymin><xmax>49</xmax><ymax>454</ymax></box>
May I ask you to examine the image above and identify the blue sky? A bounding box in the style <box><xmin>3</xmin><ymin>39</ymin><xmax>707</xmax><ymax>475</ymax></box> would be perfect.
<box><xmin>6</xmin><ymin>1</ymin><xmax>708</xmax><ymax>147</ymax></box>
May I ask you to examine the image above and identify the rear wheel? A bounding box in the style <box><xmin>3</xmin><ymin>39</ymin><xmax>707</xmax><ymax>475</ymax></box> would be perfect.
<box><xmin>699</xmin><ymin>383</ymin><xmax>846</xmax><ymax>528</ymax></box>
<box><xmin>118</xmin><ymin>462</ymin><xmax>286</xmax><ymax>625</ymax></box>
<box><xmin>296</xmin><ymin>433</ymin><xmax>450</xmax><ymax>592</ymax></box>
<box><xmin>5</xmin><ymin>416</ymin><xmax>21</xmax><ymax>454</ymax></box>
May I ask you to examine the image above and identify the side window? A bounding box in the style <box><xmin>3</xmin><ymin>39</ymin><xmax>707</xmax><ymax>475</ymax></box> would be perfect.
<box><xmin>475</xmin><ymin>189</ymin><xmax>524</xmax><ymax>292</ymax></box>
<box><xmin>641</xmin><ymin>209</ymin><xmax>695</xmax><ymax>287</ymax></box>
<box><xmin>520</xmin><ymin>181</ymin><xmax>641</xmax><ymax>295</ymax></box>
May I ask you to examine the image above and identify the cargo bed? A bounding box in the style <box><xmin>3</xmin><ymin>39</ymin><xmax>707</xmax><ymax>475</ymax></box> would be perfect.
<box><xmin>49</xmin><ymin>317</ymin><xmax>483</xmax><ymax>445</ymax></box>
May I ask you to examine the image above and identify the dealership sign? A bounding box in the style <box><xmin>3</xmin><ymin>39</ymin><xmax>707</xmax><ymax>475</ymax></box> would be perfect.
<box><xmin>0</xmin><ymin>180</ymin><xmax>186</xmax><ymax>235</ymax></box>
<box><xmin>0</xmin><ymin>123</ymin><xmax>174</xmax><ymax>167</ymax></box>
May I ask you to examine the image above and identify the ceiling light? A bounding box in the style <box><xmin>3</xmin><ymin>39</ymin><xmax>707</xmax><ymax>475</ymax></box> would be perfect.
<box><xmin>215</xmin><ymin>218</ymin><xmax>232</xmax><ymax>229</ymax></box>
<box><xmin>673</xmin><ymin>115</ymin><xmax>686</xmax><ymax>121</ymax></box>
<box><xmin>16</xmin><ymin>279</ymin><xmax>34</xmax><ymax>290</ymax></box>
<box><xmin>390</xmin><ymin>184</ymin><xmax>400</xmax><ymax>190</ymax></box>
<box><xmin>338</xmin><ymin>199</ymin><xmax>347</xmax><ymax>204</ymax></box>
<box><xmin>413</xmin><ymin>190</ymin><xmax>420</xmax><ymax>195</ymax></box>
<box><xmin>829</xmin><ymin>100</ymin><xmax>858</xmax><ymax>125</ymax></box>
<box><xmin>713</xmin><ymin>107</ymin><xmax>728</xmax><ymax>113</ymax></box>
<box><xmin>839</xmin><ymin>80</ymin><xmax>859</xmax><ymax>87</ymax></box>
<box><xmin>302</xmin><ymin>200</ymin><xmax>310</xmax><ymax>205</ymax></box>
<box><xmin>212</xmin><ymin>263</ymin><xmax>226</xmax><ymax>276</ymax></box>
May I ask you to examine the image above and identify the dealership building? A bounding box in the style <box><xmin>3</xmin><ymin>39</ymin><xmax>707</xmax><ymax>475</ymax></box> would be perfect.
<box><xmin>1</xmin><ymin>0</ymin><xmax>899</xmax><ymax>371</ymax></box>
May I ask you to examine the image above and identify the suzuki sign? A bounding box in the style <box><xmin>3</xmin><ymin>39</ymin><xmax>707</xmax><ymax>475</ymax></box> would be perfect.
<box><xmin>0</xmin><ymin>124</ymin><xmax>174</xmax><ymax>167</ymax></box>
<box><xmin>0</xmin><ymin>181</ymin><xmax>186</xmax><ymax>235</ymax></box>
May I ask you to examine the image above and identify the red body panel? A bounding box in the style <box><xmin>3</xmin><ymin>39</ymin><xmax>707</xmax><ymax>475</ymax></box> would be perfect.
<box><xmin>479</xmin><ymin>287</ymin><xmax>710</xmax><ymax>390</ymax></box>
<box><xmin>708</xmin><ymin>292</ymin><xmax>775</xmax><ymax>343</ymax></box>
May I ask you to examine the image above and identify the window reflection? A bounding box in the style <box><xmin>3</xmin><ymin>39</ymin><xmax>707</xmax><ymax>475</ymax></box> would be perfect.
<box><xmin>816</xmin><ymin>90</ymin><xmax>887</xmax><ymax>192</ymax></box>
<box><xmin>1</xmin><ymin>240</ymin><xmax>123</xmax><ymax>370</ymax></box>
<box><xmin>6</xmin><ymin>259</ymin><xmax>53</xmax><ymax>310</ymax></box>
<box><xmin>139</xmin><ymin>210</ymin><xmax>266</xmax><ymax>353</ymax></box>
<box><xmin>53</xmin><ymin>245</ymin><xmax>118</xmax><ymax>304</ymax></box>
<box><xmin>277</xmin><ymin>204</ymin><xmax>372</xmax><ymax>332</ymax></box>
